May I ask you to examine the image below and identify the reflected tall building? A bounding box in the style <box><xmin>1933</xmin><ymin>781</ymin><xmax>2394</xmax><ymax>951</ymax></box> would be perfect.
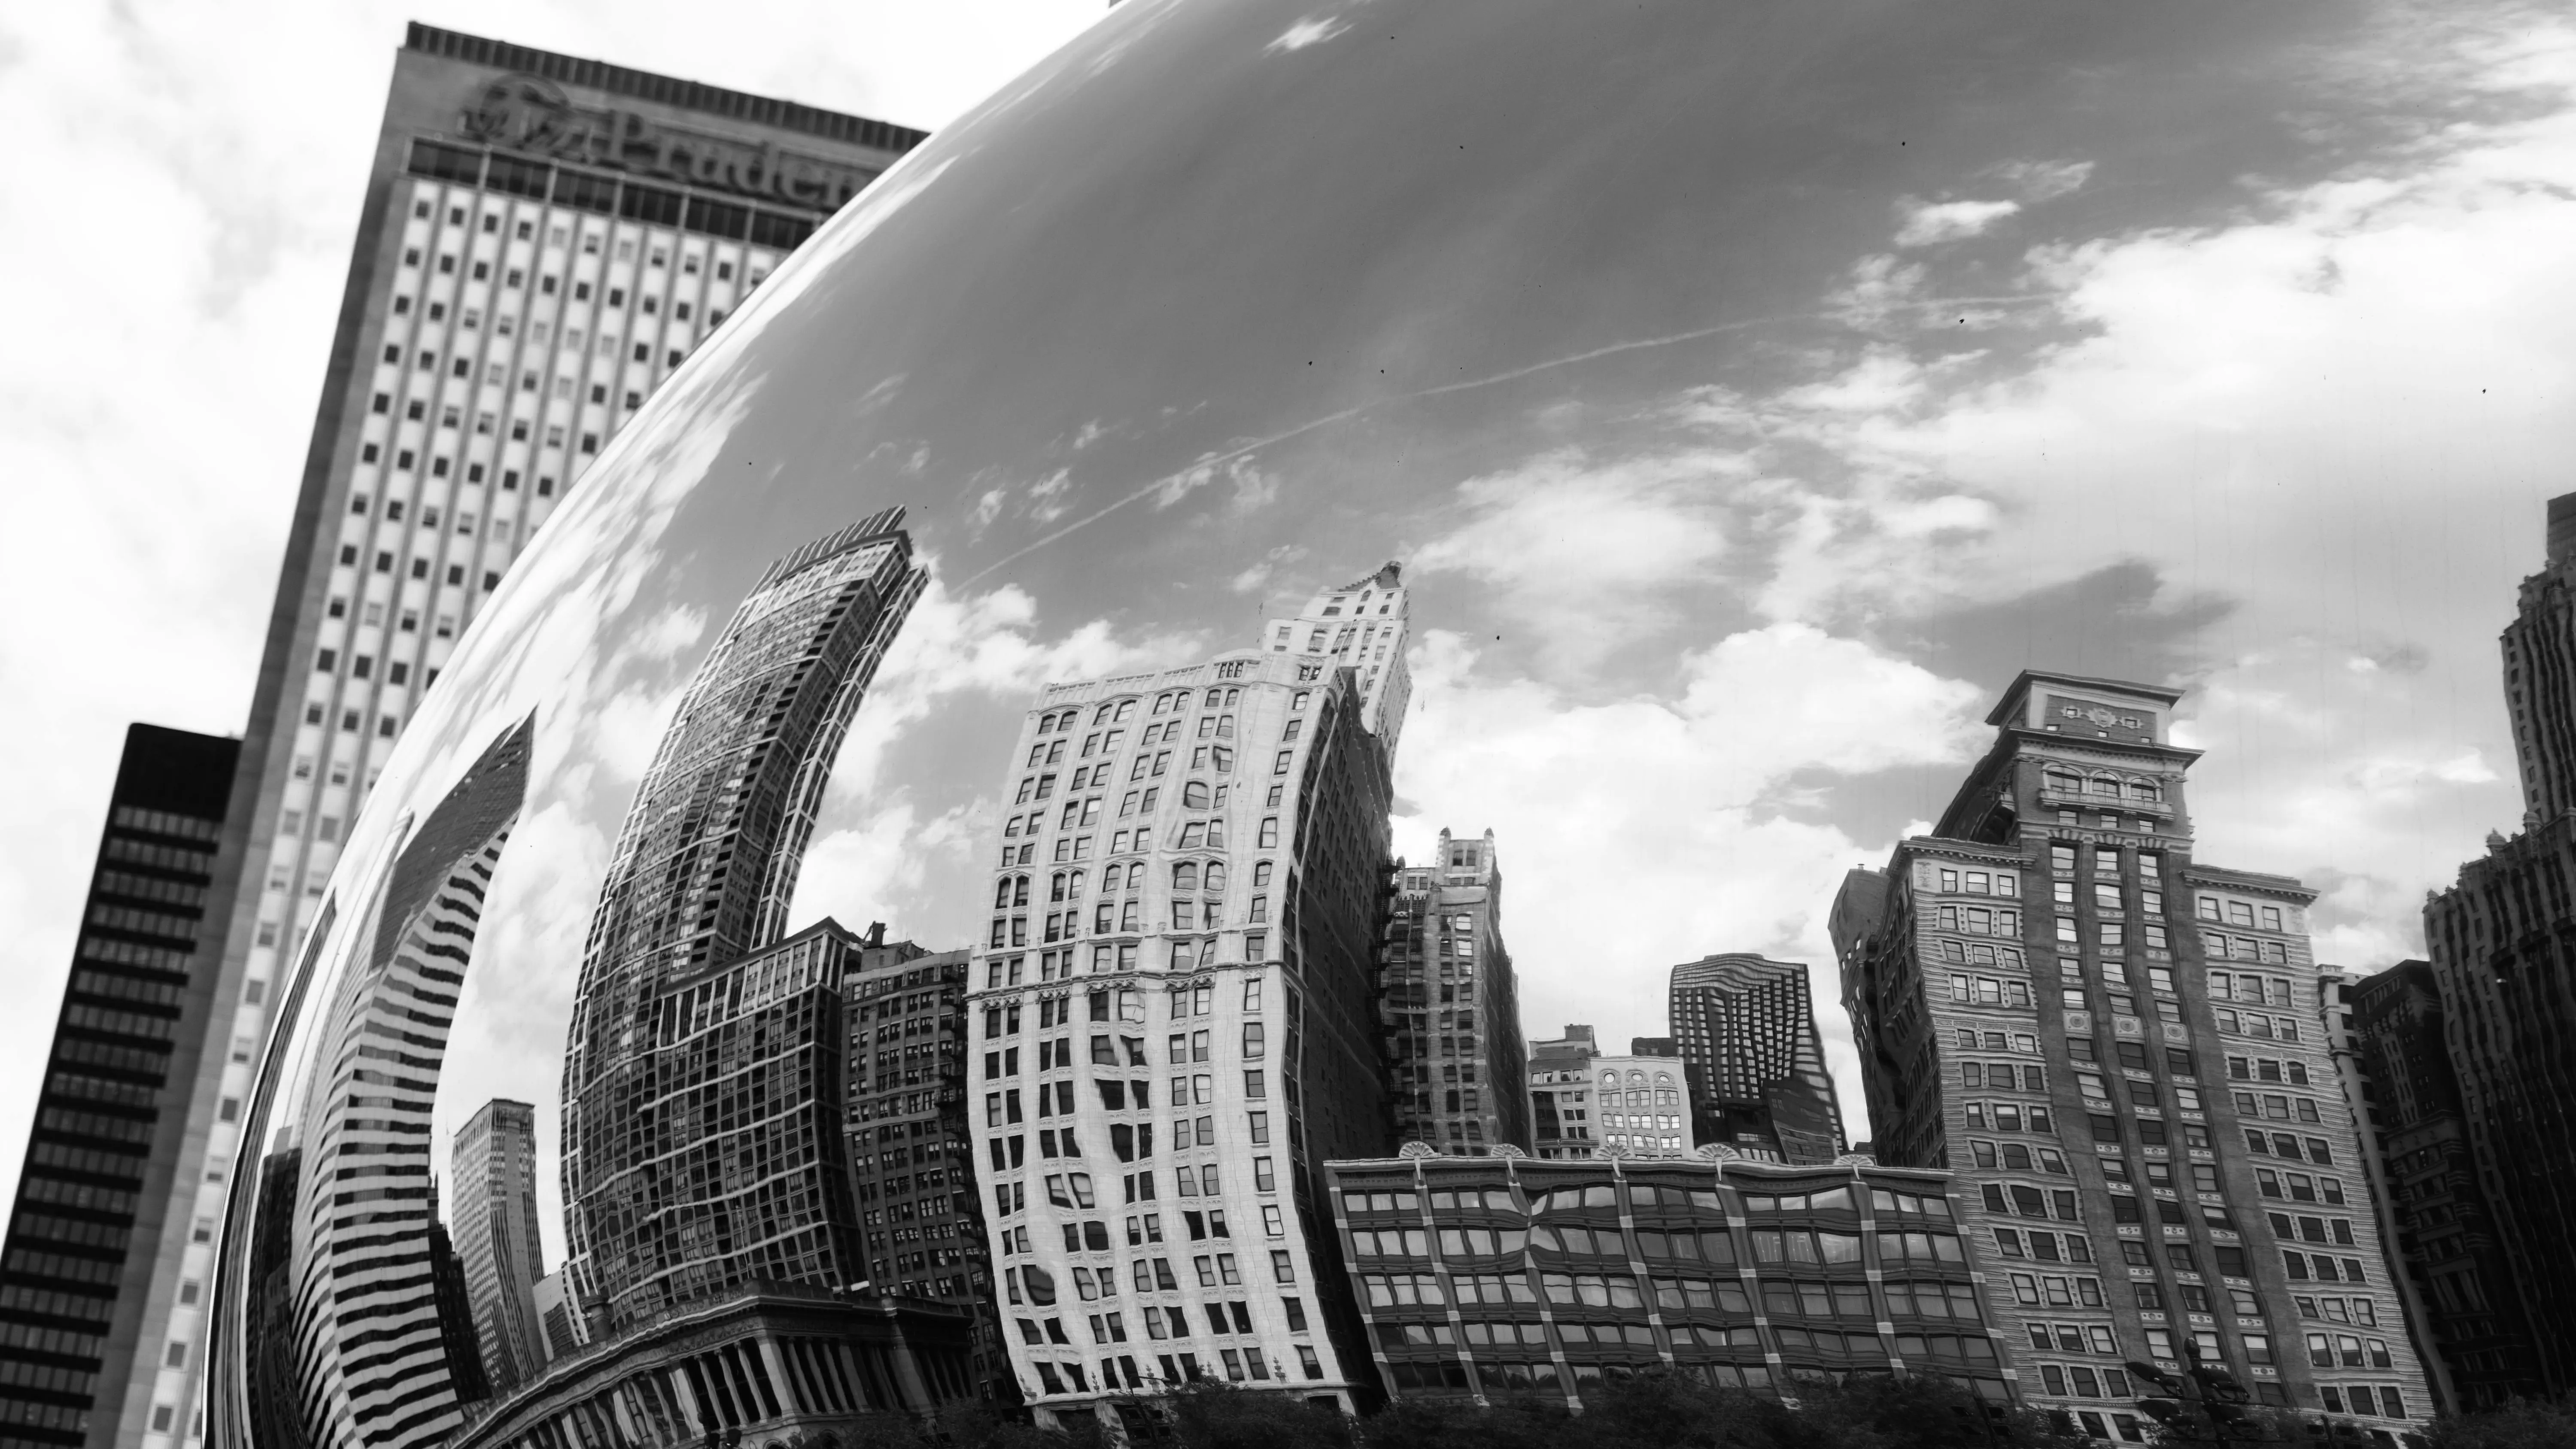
<box><xmin>1832</xmin><ymin>672</ymin><xmax>2429</xmax><ymax>1431</ymax></box>
<box><xmin>560</xmin><ymin>513</ymin><xmax>924</xmax><ymax>1327</ymax></box>
<box><xmin>1379</xmin><ymin>831</ymin><xmax>1528</xmax><ymax>1155</ymax></box>
<box><xmin>109</xmin><ymin>30</ymin><xmax>922</xmax><ymax>1446</ymax></box>
<box><xmin>841</xmin><ymin>937</ymin><xmax>1009</xmax><ymax>1396</ymax></box>
<box><xmin>283</xmin><ymin>719</ymin><xmax>534</xmax><ymax>1449</ymax></box>
<box><xmin>1527</xmin><ymin>1024</ymin><xmax>1598</xmax><ymax>1159</ymax></box>
<box><xmin>1668</xmin><ymin>954</ymin><xmax>1845</xmax><ymax>1165</ymax></box>
<box><xmin>2418</xmin><ymin>490</ymin><xmax>2576</xmax><ymax>1398</ymax></box>
<box><xmin>968</xmin><ymin>579</ymin><xmax>1401</xmax><ymax>1428</ymax></box>
<box><xmin>1263</xmin><ymin>565</ymin><xmax>1412</xmax><ymax>749</ymax></box>
<box><xmin>2330</xmin><ymin>965</ymin><xmax>2533</xmax><ymax>1411</ymax></box>
<box><xmin>449</xmin><ymin>1100</ymin><xmax>548</xmax><ymax>1393</ymax></box>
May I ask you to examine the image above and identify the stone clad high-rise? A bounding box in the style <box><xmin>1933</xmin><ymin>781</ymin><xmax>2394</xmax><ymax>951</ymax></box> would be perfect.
<box><xmin>1379</xmin><ymin>831</ymin><xmax>1529</xmax><ymax>1155</ymax></box>
<box><xmin>559</xmin><ymin>512</ymin><xmax>924</xmax><ymax>1326</ymax></box>
<box><xmin>969</xmin><ymin>574</ymin><xmax>1403</xmax><ymax>1428</ymax></box>
<box><xmin>1832</xmin><ymin>671</ymin><xmax>2428</xmax><ymax>1437</ymax></box>
<box><xmin>1668</xmin><ymin>954</ymin><xmax>1845</xmax><ymax>1165</ymax></box>
<box><xmin>95</xmin><ymin>31</ymin><xmax>923</xmax><ymax>1447</ymax></box>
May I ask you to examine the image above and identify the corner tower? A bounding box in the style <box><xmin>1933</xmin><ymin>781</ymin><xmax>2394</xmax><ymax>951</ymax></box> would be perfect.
<box><xmin>1832</xmin><ymin>671</ymin><xmax>2429</xmax><ymax>1436</ymax></box>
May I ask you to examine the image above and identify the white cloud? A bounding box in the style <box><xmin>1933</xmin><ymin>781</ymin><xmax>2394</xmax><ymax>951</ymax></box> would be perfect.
<box><xmin>791</xmin><ymin>801</ymin><xmax>984</xmax><ymax>937</ymax></box>
<box><xmin>1394</xmin><ymin>627</ymin><xmax>1985</xmax><ymax>1127</ymax></box>
<box><xmin>1230</xmin><ymin>543</ymin><xmax>1310</xmax><ymax>595</ymax></box>
<box><xmin>1410</xmin><ymin>447</ymin><xmax>1746</xmax><ymax>665</ymax></box>
<box><xmin>1894</xmin><ymin>197</ymin><xmax>2022</xmax><ymax>246</ymax></box>
<box><xmin>1267</xmin><ymin>16</ymin><xmax>1351</xmax><ymax>53</ymax></box>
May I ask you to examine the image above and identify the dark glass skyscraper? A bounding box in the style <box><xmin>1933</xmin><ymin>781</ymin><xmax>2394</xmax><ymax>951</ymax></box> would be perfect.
<box><xmin>2418</xmin><ymin>490</ymin><xmax>2576</xmax><ymax>1397</ymax></box>
<box><xmin>0</xmin><ymin>727</ymin><xmax>239</xmax><ymax>1449</ymax></box>
<box><xmin>2337</xmin><ymin>963</ymin><xmax>2537</xmax><ymax>1410</ymax></box>
<box><xmin>1668</xmin><ymin>954</ymin><xmax>1845</xmax><ymax>1165</ymax></box>
<box><xmin>560</xmin><ymin>512</ymin><xmax>925</xmax><ymax>1327</ymax></box>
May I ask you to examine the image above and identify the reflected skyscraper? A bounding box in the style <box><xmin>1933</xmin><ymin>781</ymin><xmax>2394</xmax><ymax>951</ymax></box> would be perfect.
<box><xmin>1668</xmin><ymin>954</ymin><xmax>1845</xmax><ymax>1165</ymax></box>
<box><xmin>282</xmin><ymin>719</ymin><xmax>533</xmax><ymax>1449</ymax></box>
<box><xmin>1832</xmin><ymin>671</ymin><xmax>2429</xmax><ymax>1432</ymax></box>
<box><xmin>449</xmin><ymin>1100</ymin><xmax>547</xmax><ymax>1393</ymax></box>
<box><xmin>559</xmin><ymin>512</ymin><xmax>925</xmax><ymax>1327</ymax></box>
<box><xmin>1379</xmin><ymin>831</ymin><xmax>1528</xmax><ymax>1155</ymax></box>
<box><xmin>967</xmin><ymin>567</ymin><xmax>1402</xmax><ymax>1426</ymax></box>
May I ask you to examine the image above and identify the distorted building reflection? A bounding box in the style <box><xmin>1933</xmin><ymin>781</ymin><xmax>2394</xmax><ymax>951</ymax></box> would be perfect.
<box><xmin>559</xmin><ymin>510</ymin><xmax>924</xmax><ymax>1326</ymax></box>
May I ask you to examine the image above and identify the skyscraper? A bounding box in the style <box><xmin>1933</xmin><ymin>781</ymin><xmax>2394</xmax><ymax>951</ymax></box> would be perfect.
<box><xmin>2418</xmin><ymin>490</ymin><xmax>2576</xmax><ymax>1398</ymax></box>
<box><xmin>280</xmin><ymin>717</ymin><xmax>534</xmax><ymax>1449</ymax></box>
<box><xmin>1831</xmin><ymin>671</ymin><xmax>2429</xmax><ymax>1433</ymax></box>
<box><xmin>841</xmin><ymin>936</ymin><xmax>1009</xmax><ymax>1397</ymax></box>
<box><xmin>112</xmin><ymin>31</ymin><xmax>923</xmax><ymax>1446</ymax></box>
<box><xmin>2330</xmin><ymin>964</ymin><xmax>2534</xmax><ymax>1411</ymax></box>
<box><xmin>448</xmin><ymin>1100</ymin><xmax>549</xmax><ymax>1393</ymax></box>
<box><xmin>1526</xmin><ymin>1025</ymin><xmax>1599</xmax><ymax>1159</ymax></box>
<box><xmin>1379</xmin><ymin>831</ymin><xmax>1528</xmax><ymax>1155</ymax></box>
<box><xmin>2497</xmin><ymin>492</ymin><xmax>2576</xmax><ymax>823</ymax></box>
<box><xmin>968</xmin><ymin>614</ymin><xmax>1398</xmax><ymax>1427</ymax></box>
<box><xmin>0</xmin><ymin>727</ymin><xmax>239</xmax><ymax>1449</ymax></box>
<box><xmin>1668</xmin><ymin>954</ymin><xmax>1845</xmax><ymax>1165</ymax></box>
<box><xmin>1262</xmin><ymin>564</ymin><xmax>1412</xmax><ymax>747</ymax></box>
<box><xmin>561</xmin><ymin>513</ymin><xmax>924</xmax><ymax>1324</ymax></box>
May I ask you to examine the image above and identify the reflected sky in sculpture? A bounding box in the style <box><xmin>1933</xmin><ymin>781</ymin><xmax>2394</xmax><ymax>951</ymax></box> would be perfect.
<box><xmin>248</xmin><ymin>0</ymin><xmax>2576</xmax><ymax>1331</ymax></box>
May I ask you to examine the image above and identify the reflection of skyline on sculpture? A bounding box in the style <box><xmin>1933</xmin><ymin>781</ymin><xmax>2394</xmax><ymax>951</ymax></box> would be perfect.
<box><xmin>559</xmin><ymin>510</ymin><xmax>926</xmax><ymax>1329</ymax></box>
<box><xmin>280</xmin><ymin>719</ymin><xmax>533</xmax><ymax>1449</ymax></box>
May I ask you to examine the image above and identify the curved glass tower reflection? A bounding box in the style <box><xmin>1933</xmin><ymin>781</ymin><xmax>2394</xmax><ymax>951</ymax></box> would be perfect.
<box><xmin>561</xmin><ymin>511</ymin><xmax>924</xmax><ymax>1330</ymax></box>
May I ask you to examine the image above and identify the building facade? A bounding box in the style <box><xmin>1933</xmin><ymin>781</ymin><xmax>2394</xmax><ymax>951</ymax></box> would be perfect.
<box><xmin>841</xmin><ymin>938</ymin><xmax>1009</xmax><ymax>1398</ymax></box>
<box><xmin>444</xmin><ymin>1285</ymin><xmax>975</xmax><ymax>1449</ymax></box>
<box><xmin>1572</xmin><ymin>1054</ymin><xmax>1693</xmax><ymax>1160</ymax></box>
<box><xmin>966</xmin><ymin>640</ymin><xmax>1397</xmax><ymax>1426</ymax></box>
<box><xmin>1526</xmin><ymin>1026</ymin><xmax>1598</xmax><ymax>1160</ymax></box>
<box><xmin>2497</xmin><ymin>491</ymin><xmax>2576</xmax><ymax>823</ymax></box>
<box><xmin>1830</xmin><ymin>671</ymin><xmax>2429</xmax><ymax>1438</ymax></box>
<box><xmin>1379</xmin><ymin>832</ymin><xmax>1528</xmax><ymax>1155</ymax></box>
<box><xmin>278</xmin><ymin>719</ymin><xmax>535</xmax><ymax>1449</ymax></box>
<box><xmin>449</xmin><ymin>1100</ymin><xmax>549</xmax><ymax>1394</ymax></box>
<box><xmin>2332</xmin><ymin>965</ymin><xmax>2533</xmax><ymax>1411</ymax></box>
<box><xmin>1327</xmin><ymin>1153</ymin><xmax>2021</xmax><ymax>1410</ymax></box>
<box><xmin>0</xmin><ymin>727</ymin><xmax>240</xmax><ymax>1449</ymax></box>
<box><xmin>1262</xmin><ymin>565</ymin><xmax>1411</xmax><ymax>749</ymax></box>
<box><xmin>114</xmin><ymin>31</ymin><xmax>923</xmax><ymax>1448</ymax></box>
<box><xmin>2415</xmin><ymin>492</ymin><xmax>2576</xmax><ymax>1399</ymax></box>
<box><xmin>559</xmin><ymin>513</ymin><xmax>923</xmax><ymax>1326</ymax></box>
<box><xmin>1668</xmin><ymin>954</ymin><xmax>1845</xmax><ymax>1165</ymax></box>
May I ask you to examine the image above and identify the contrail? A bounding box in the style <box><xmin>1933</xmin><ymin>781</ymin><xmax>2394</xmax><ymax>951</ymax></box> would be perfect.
<box><xmin>959</xmin><ymin>293</ymin><xmax>2058</xmax><ymax>586</ymax></box>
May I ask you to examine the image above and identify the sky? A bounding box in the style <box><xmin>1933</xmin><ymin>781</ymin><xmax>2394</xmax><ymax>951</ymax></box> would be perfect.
<box><xmin>5</xmin><ymin>0</ymin><xmax>2576</xmax><ymax>1224</ymax></box>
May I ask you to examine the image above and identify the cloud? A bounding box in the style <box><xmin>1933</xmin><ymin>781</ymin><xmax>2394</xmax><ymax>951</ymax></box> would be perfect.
<box><xmin>1409</xmin><ymin>447</ymin><xmax>1746</xmax><ymax>665</ymax></box>
<box><xmin>1267</xmin><ymin>16</ymin><xmax>1351</xmax><ymax>53</ymax></box>
<box><xmin>1993</xmin><ymin>159</ymin><xmax>2094</xmax><ymax>202</ymax></box>
<box><xmin>1392</xmin><ymin>627</ymin><xmax>1987</xmax><ymax>1124</ymax></box>
<box><xmin>1894</xmin><ymin>198</ymin><xmax>2022</xmax><ymax>246</ymax></box>
<box><xmin>792</xmin><ymin>800</ymin><xmax>984</xmax><ymax>936</ymax></box>
<box><xmin>1230</xmin><ymin>543</ymin><xmax>1310</xmax><ymax>595</ymax></box>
